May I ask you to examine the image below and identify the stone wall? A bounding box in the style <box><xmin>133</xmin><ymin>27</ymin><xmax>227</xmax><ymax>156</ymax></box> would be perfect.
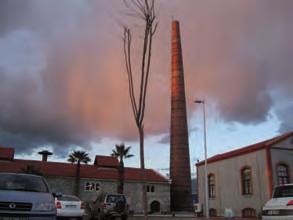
<box><xmin>46</xmin><ymin>176</ymin><xmax>170</xmax><ymax>213</ymax></box>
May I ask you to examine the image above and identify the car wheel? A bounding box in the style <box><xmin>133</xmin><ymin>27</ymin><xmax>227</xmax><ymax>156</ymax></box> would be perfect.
<box><xmin>107</xmin><ymin>216</ymin><xmax>115</xmax><ymax>220</ymax></box>
<box><xmin>88</xmin><ymin>210</ymin><xmax>95</xmax><ymax>220</ymax></box>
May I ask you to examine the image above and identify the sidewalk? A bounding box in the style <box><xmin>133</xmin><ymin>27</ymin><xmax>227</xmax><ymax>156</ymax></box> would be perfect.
<box><xmin>129</xmin><ymin>214</ymin><xmax>259</xmax><ymax>220</ymax></box>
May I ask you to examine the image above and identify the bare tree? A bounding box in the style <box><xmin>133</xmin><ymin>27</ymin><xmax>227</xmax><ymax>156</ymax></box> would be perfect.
<box><xmin>122</xmin><ymin>0</ymin><xmax>157</xmax><ymax>219</ymax></box>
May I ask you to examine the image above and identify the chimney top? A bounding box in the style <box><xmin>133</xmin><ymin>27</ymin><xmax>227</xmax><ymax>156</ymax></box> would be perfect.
<box><xmin>38</xmin><ymin>150</ymin><xmax>53</xmax><ymax>162</ymax></box>
<box><xmin>0</xmin><ymin>147</ymin><xmax>14</xmax><ymax>161</ymax></box>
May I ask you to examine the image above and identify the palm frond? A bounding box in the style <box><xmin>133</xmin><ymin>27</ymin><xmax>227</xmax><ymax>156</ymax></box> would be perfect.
<box><xmin>68</xmin><ymin>150</ymin><xmax>91</xmax><ymax>164</ymax></box>
<box><xmin>110</xmin><ymin>144</ymin><xmax>134</xmax><ymax>161</ymax></box>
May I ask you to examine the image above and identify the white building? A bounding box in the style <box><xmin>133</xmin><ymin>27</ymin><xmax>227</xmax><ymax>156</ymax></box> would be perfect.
<box><xmin>196</xmin><ymin>132</ymin><xmax>293</xmax><ymax>218</ymax></box>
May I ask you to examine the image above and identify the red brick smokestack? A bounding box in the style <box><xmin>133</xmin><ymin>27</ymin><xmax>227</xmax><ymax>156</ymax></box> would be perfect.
<box><xmin>170</xmin><ymin>20</ymin><xmax>193</xmax><ymax>211</ymax></box>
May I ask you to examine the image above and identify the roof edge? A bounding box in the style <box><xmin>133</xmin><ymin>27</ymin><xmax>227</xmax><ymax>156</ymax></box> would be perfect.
<box><xmin>196</xmin><ymin>132</ymin><xmax>293</xmax><ymax>166</ymax></box>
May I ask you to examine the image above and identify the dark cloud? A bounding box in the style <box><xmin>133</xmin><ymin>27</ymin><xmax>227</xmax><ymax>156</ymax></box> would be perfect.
<box><xmin>0</xmin><ymin>0</ymin><xmax>292</xmax><ymax>155</ymax></box>
<box><xmin>0</xmin><ymin>1</ymin><xmax>32</xmax><ymax>35</ymax></box>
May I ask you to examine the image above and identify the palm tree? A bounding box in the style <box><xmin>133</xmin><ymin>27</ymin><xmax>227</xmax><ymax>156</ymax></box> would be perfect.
<box><xmin>67</xmin><ymin>150</ymin><xmax>91</xmax><ymax>196</ymax></box>
<box><xmin>111</xmin><ymin>144</ymin><xmax>134</xmax><ymax>194</ymax></box>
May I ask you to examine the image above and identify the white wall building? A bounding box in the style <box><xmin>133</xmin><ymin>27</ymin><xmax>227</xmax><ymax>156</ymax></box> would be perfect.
<box><xmin>196</xmin><ymin>132</ymin><xmax>293</xmax><ymax>218</ymax></box>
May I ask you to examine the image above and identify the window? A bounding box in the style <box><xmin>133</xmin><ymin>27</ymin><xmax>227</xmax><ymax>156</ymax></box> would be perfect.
<box><xmin>147</xmin><ymin>185</ymin><xmax>155</xmax><ymax>193</ymax></box>
<box><xmin>85</xmin><ymin>182</ymin><xmax>100</xmax><ymax>191</ymax></box>
<box><xmin>241</xmin><ymin>167</ymin><xmax>253</xmax><ymax>195</ymax></box>
<box><xmin>0</xmin><ymin>173</ymin><xmax>49</xmax><ymax>193</ymax></box>
<box><xmin>95</xmin><ymin>182</ymin><xmax>101</xmax><ymax>191</ymax></box>
<box><xmin>277</xmin><ymin>164</ymin><xmax>289</xmax><ymax>185</ymax></box>
<box><xmin>209</xmin><ymin>208</ymin><xmax>217</xmax><ymax>217</ymax></box>
<box><xmin>242</xmin><ymin>208</ymin><xmax>256</xmax><ymax>217</ymax></box>
<box><xmin>208</xmin><ymin>174</ymin><xmax>216</xmax><ymax>198</ymax></box>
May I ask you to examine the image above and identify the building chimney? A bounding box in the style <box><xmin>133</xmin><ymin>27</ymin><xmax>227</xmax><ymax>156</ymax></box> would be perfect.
<box><xmin>170</xmin><ymin>20</ymin><xmax>193</xmax><ymax>211</ymax></box>
<box><xmin>0</xmin><ymin>147</ymin><xmax>14</xmax><ymax>161</ymax></box>
<box><xmin>38</xmin><ymin>150</ymin><xmax>53</xmax><ymax>162</ymax></box>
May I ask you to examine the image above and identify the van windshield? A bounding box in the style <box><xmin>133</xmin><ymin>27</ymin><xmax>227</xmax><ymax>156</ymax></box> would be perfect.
<box><xmin>0</xmin><ymin>173</ymin><xmax>49</xmax><ymax>193</ymax></box>
<box><xmin>273</xmin><ymin>185</ymin><xmax>293</xmax><ymax>198</ymax></box>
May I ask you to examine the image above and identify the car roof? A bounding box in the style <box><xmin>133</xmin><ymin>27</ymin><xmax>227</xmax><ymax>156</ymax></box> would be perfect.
<box><xmin>0</xmin><ymin>172</ymin><xmax>42</xmax><ymax>178</ymax></box>
<box><xmin>61</xmin><ymin>194</ymin><xmax>80</xmax><ymax>198</ymax></box>
<box><xmin>106</xmin><ymin>193</ymin><xmax>125</xmax><ymax>196</ymax></box>
<box><xmin>56</xmin><ymin>194</ymin><xmax>81</xmax><ymax>201</ymax></box>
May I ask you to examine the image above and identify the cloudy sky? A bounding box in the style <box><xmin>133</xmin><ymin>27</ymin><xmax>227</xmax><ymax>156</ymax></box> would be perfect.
<box><xmin>0</xmin><ymin>0</ymin><xmax>292</xmax><ymax>175</ymax></box>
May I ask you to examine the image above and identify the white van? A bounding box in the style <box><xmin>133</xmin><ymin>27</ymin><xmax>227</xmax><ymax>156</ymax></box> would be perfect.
<box><xmin>0</xmin><ymin>172</ymin><xmax>57</xmax><ymax>219</ymax></box>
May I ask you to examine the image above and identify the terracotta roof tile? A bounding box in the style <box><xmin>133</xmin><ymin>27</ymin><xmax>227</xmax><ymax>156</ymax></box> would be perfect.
<box><xmin>94</xmin><ymin>155</ymin><xmax>119</xmax><ymax>168</ymax></box>
<box><xmin>0</xmin><ymin>158</ymin><xmax>168</xmax><ymax>183</ymax></box>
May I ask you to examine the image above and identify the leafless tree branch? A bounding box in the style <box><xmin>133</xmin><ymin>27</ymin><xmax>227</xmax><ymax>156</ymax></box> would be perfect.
<box><xmin>122</xmin><ymin>0</ymin><xmax>157</xmax><ymax>219</ymax></box>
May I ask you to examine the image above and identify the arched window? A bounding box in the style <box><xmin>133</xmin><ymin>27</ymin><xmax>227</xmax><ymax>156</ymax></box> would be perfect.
<box><xmin>242</xmin><ymin>208</ymin><xmax>256</xmax><ymax>217</ymax></box>
<box><xmin>241</xmin><ymin>167</ymin><xmax>253</xmax><ymax>195</ymax></box>
<box><xmin>208</xmin><ymin>174</ymin><xmax>216</xmax><ymax>198</ymax></box>
<box><xmin>277</xmin><ymin>163</ymin><xmax>289</xmax><ymax>185</ymax></box>
<box><xmin>209</xmin><ymin>208</ymin><xmax>217</xmax><ymax>217</ymax></box>
<box><xmin>150</xmin><ymin>201</ymin><xmax>160</xmax><ymax>213</ymax></box>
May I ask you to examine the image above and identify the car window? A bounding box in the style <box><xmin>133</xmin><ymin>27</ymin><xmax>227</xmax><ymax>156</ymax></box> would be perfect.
<box><xmin>58</xmin><ymin>195</ymin><xmax>80</xmax><ymax>201</ymax></box>
<box><xmin>0</xmin><ymin>174</ymin><xmax>49</xmax><ymax>193</ymax></box>
<box><xmin>106</xmin><ymin>195</ymin><xmax>125</xmax><ymax>203</ymax></box>
<box><xmin>273</xmin><ymin>185</ymin><xmax>293</xmax><ymax>198</ymax></box>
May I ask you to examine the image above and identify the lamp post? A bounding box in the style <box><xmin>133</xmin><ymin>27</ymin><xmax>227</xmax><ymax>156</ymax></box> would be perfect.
<box><xmin>194</xmin><ymin>100</ymin><xmax>209</xmax><ymax>218</ymax></box>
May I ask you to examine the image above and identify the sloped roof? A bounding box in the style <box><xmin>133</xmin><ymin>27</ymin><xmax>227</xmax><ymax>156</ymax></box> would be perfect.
<box><xmin>0</xmin><ymin>158</ymin><xmax>168</xmax><ymax>183</ymax></box>
<box><xmin>94</xmin><ymin>155</ymin><xmax>119</xmax><ymax>168</ymax></box>
<box><xmin>0</xmin><ymin>147</ymin><xmax>14</xmax><ymax>160</ymax></box>
<box><xmin>196</xmin><ymin>132</ymin><xmax>293</xmax><ymax>166</ymax></box>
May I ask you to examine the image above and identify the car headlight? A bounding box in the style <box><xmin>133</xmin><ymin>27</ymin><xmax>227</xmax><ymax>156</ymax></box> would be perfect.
<box><xmin>34</xmin><ymin>202</ymin><xmax>55</xmax><ymax>211</ymax></box>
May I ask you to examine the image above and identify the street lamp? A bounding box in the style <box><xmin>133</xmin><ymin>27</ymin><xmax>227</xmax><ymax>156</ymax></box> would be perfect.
<box><xmin>194</xmin><ymin>100</ymin><xmax>209</xmax><ymax>218</ymax></box>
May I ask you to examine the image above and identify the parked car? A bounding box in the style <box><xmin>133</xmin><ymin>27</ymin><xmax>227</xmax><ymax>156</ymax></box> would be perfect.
<box><xmin>55</xmin><ymin>194</ymin><xmax>85</xmax><ymax>219</ymax></box>
<box><xmin>86</xmin><ymin>193</ymin><xmax>128</xmax><ymax>220</ymax></box>
<box><xmin>262</xmin><ymin>184</ymin><xmax>293</xmax><ymax>219</ymax></box>
<box><xmin>0</xmin><ymin>172</ymin><xmax>56</xmax><ymax>219</ymax></box>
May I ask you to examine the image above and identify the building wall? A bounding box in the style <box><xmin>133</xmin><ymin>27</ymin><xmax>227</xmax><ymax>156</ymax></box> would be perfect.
<box><xmin>270</xmin><ymin>137</ymin><xmax>293</xmax><ymax>187</ymax></box>
<box><xmin>197</xmin><ymin>149</ymin><xmax>269</xmax><ymax>217</ymax></box>
<box><xmin>46</xmin><ymin>176</ymin><xmax>170</xmax><ymax>213</ymax></box>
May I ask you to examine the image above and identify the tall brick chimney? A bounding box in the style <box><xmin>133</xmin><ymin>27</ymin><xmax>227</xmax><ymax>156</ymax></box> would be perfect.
<box><xmin>170</xmin><ymin>20</ymin><xmax>193</xmax><ymax>211</ymax></box>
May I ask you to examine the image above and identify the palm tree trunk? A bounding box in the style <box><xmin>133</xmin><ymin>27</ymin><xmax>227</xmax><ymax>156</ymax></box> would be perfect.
<box><xmin>139</xmin><ymin>126</ymin><xmax>148</xmax><ymax>220</ymax></box>
<box><xmin>118</xmin><ymin>160</ymin><xmax>124</xmax><ymax>194</ymax></box>
<box><xmin>75</xmin><ymin>161</ymin><xmax>80</xmax><ymax>196</ymax></box>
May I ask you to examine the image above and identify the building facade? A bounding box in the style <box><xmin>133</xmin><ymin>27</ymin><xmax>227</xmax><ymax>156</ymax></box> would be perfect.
<box><xmin>196</xmin><ymin>132</ymin><xmax>293</xmax><ymax>218</ymax></box>
<box><xmin>0</xmin><ymin>149</ymin><xmax>170</xmax><ymax>213</ymax></box>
